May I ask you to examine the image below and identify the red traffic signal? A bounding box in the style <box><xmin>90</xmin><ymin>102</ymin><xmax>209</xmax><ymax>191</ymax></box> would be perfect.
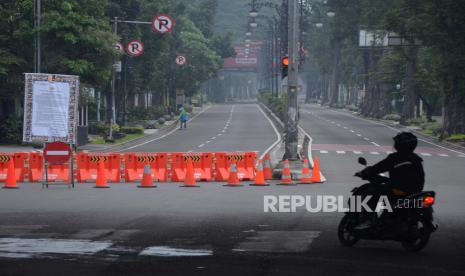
<box><xmin>281</xmin><ymin>56</ymin><xmax>289</xmax><ymax>66</ymax></box>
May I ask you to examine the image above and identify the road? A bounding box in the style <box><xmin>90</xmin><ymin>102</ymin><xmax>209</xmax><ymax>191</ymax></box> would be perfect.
<box><xmin>0</xmin><ymin>103</ymin><xmax>465</xmax><ymax>276</ymax></box>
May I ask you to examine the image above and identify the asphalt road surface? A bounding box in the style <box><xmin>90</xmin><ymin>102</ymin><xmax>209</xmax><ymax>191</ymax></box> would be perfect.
<box><xmin>1</xmin><ymin>103</ymin><xmax>465</xmax><ymax>276</ymax></box>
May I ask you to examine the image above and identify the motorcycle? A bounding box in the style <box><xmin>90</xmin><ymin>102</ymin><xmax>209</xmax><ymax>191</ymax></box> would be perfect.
<box><xmin>337</xmin><ymin>157</ymin><xmax>438</xmax><ymax>252</ymax></box>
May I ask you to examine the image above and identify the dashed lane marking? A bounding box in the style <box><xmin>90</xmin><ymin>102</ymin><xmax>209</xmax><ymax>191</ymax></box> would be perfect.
<box><xmin>371</xmin><ymin>142</ymin><xmax>380</xmax><ymax>147</ymax></box>
<box><xmin>357</xmin><ymin>134</ymin><xmax>362</xmax><ymax>137</ymax></box>
<box><xmin>198</xmin><ymin>144</ymin><xmax>205</xmax><ymax>148</ymax></box>
<box><xmin>353</xmin><ymin>151</ymin><xmax>363</xmax><ymax>155</ymax></box>
<box><xmin>364</xmin><ymin>137</ymin><xmax>370</xmax><ymax>141</ymax></box>
<box><xmin>370</xmin><ymin>152</ymin><xmax>380</xmax><ymax>155</ymax></box>
<box><xmin>336</xmin><ymin>151</ymin><xmax>346</xmax><ymax>154</ymax></box>
<box><xmin>205</xmin><ymin>141</ymin><xmax>210</xmax><ymax>144</ymax></box>
<box><xmin>320</xmin><ymin>150</ymin><xmax>329</xmax><ymax>154</ymax></box>
<box><xmin>438</xmin><ymin>154</ymin><xmax>449</xmax><ymax>157</ymax></box>
<box><xmin>421</xmin><ymin>153</ymin><xmax>431</xmax><ymax>157</ymax></box>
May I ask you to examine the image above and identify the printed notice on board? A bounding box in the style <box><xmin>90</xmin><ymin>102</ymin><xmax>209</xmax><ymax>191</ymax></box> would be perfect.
<box><xmin>23</xmin><ymin>73</ymin><xmax>79</xmax><ymax>143</ymax></box>
<box><xmin>31</xmin><ymin>81</ymin><xmax>70</xmax><ymax>137</ymax></box>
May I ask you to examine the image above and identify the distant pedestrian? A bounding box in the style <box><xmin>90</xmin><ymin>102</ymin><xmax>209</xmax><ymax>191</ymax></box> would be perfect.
<box><xmin>179</xmin><ymin>108</ymin><xmax>189</xmax><ymax>129</ymax></box>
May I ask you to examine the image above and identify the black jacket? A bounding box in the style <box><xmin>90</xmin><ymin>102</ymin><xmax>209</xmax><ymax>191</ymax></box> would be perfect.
<box><xmin>362</xmin><ymin>152</ymin><xmax>425</xmax><ymax>194</ymax></box>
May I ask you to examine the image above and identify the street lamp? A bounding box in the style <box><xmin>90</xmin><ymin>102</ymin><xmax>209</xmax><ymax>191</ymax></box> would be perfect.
<box><xmin>249</xmin><ymin>8</ymin><xmax>259</xmax><ymax>18</ymax></box>
<box><xmin>250</xmin><ymin>20</ymin><xmax>258</xmax><ymax>28</ymax></box>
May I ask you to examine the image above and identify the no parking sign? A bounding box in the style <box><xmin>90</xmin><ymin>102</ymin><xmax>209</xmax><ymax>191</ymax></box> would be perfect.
<box><xmin>127</xmin><ymin>40</ymin><xmax>144</xmax><ymax>57</ymax></box>
<box><xmin>152</xmin><ymin>14</ymin><xmax>174</xmax><ymax>34</ymax></box>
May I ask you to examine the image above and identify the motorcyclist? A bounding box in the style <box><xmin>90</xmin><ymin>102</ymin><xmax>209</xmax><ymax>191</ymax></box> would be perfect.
<box><xmin>361</xmin><ymin>132</ymin><xmax>425</xmax><ymax>196</ymax></box>
<box><xmin>356</xmin><ymin>132</ymin><xmax>425</xmax><ymax>229</ymax></box>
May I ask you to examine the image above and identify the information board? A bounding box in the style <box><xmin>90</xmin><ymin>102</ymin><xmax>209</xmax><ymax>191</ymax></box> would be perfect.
<box><xmin>23</xmin><ymin>73</ymin><xmax>79</xmax><ymax>143</ymax></box>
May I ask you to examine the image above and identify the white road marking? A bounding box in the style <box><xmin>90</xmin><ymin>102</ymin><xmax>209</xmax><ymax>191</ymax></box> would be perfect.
<box><xmin>343</xmin><ymin>127</ymin><xmax>348</xmax><ymax>129</ymax></box>
<box><xmin>319</xmin><ymin>150</ymin><xmax>329</xmax><ymax>154</ymax></box>
<box><xmin>205</xmin><ymin>141</ymin><xmax>210</xmax><ymax>144</ymax></box>
<box><xmin>371</xmin><ymin>142</ymin><xmax>380</xmax><ymax>147</ymax></box>
<box><xmin>222</xmin><ymin>130</ymin><xmax>226</xmax><ymax>133</ymax></box>
<box><xmin>139</xmin><ymin>246</ymin><xmax>212</xmax><ymax>257</ymax></box>
<box><xmin>233</xmin><ymin>231</ymin><xmax>320</xmax><ymax>253</ymax></box>
<box><xmin>458</xmin><ymin>155</ymin><xmax>465</xmax><ymax>158</ymax></box>
<box><xmin>218</xmin><ymin>133</ymin><xmax>222</xmax><ymax>136</ymax></box>
<box><xmin>350</xmin><ymin>130</ymin><xmax>355</xmax><ymax>133</ymax></box>
<box><xmin>353</xmin><ymin>151</ymin><xmax>363</xmax><ymax>155</ymax></box>
<box><xmin>198</xmin><ymin>144</ymin><xmax>205</xmax><ymax>148</ymax></box>
<box><xmin>0</xmin><ymin>238</ymin><xmax>112</xmax><ymax>257</ymax></box>
<box><xmin>257</xmin><ymin>104</ymin><xmax>282</xmax><ymax>160</ymax></box>
<box><xmin>420</xmin><ymin>153</ymin><xmax>431</xmax><ymax>157</ymax></box>
<box><xmin>320</xmin><ymin>106</ymin><xmax>465</xmax><ymax>155</ymax></box>
<box><xmin>211</xmin><ymin>137</ymin><xmax>216</xmax><ymax>140</ymax></box>
<box><xmin>364</xmin><ymin>137</ymin><xmax>370</xmax><ymax>141</ymax></box>
<box><xmin>336</xmin><ymin>151</ymin><xmax>346</xmax><ymax>154</ymax></box>
<box><xmin>357</xmin><ymin>134</ymin><xmax>362</xmax><ymax>137</ymax></box>
<box><xmin>370</xmin><ymin>152</ymin><xmax>380</xmax><ymax>155</ymax></box>
<box><xmin>438</xmin><ymin>154</ymin><xmax>449</xmax><ymax>157</ymax></box>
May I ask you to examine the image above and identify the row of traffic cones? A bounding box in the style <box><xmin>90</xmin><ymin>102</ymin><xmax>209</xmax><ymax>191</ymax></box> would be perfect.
<box><xmin>279</xmin><ymin>157</ymin><xmax>322</xmax><ymax>185</ymax></box>
<box><xmin>3</xmin><ymin>154</ymin><xmax>322</xmax><ymax>188</ymax></box>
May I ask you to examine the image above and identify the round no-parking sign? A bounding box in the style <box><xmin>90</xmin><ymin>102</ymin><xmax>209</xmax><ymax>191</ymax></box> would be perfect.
<box><xmin>176</xmin><ymin>55</ymin><xmax>187</xmax><ymax>66</ymax></box>
<box><xmin>152</xmin><ymin>14</ymin><xmax>174</xmax><ymax>34</ymax></box>
<box><xmin>127</xmin><ymin>40</ymin><xmax>144</xmax><ymax>57</ymax></box>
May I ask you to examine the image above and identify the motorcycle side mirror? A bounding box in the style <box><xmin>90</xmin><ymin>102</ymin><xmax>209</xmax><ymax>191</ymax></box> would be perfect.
<box><xmin>358</xmin><ymin>157</ymin><xmax>367</xmax><ymax>166</ymax></box>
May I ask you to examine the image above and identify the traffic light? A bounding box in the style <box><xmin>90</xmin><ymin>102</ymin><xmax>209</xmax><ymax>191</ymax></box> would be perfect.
<box><xmin>281</xmin><ymin>56</ymin><xmax>289</xmax><ymax>79</ymax></box>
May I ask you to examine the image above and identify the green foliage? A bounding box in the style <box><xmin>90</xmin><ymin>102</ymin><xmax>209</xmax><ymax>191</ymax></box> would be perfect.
<box><xmin>445</xmin><ymin>134</ymin><xmax>465</xmax><ymax>142</ymax></box>
<box><xmin>120</xmin><ymin>126</ymin><xmax>144</xmax><ymax>134</ymax></box>
<box><xmin>127</xmin><ymin>106</ymin><xmax>167</xmax><ymax>122</ymax></box>
<box><xmin>258</xmin><ymin>90</ymin><xmax>285</xmax><ymax>121</ymax></box>
<box><xmin>0</xmin><ymin>114</ymin><xmax>22</xmax><ymax>144</ymax></box>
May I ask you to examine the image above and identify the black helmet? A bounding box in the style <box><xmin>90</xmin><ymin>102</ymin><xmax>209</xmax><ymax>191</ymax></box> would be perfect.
<box><xmin>393</xmin><ymin>132</ymin><xmax>418</xmax><ymax>153</ymax></box>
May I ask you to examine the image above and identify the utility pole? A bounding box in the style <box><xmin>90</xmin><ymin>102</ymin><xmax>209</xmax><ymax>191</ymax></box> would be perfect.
<box><xmin>34</xmin><ymin>0</ymin><xmax>41</xmax><ymax>73</ymax></box>
<box><xmin>283</xmin><ymin>0</ymin><xmax>300</xmax><ymax>161</ymax></box>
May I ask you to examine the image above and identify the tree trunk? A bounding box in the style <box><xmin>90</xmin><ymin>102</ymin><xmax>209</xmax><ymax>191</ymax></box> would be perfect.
<box><xmin>329</xmin><ymin>41</ymin><xmax>340</xmax><ymax>107</ymax></box>
<box><xmin>401</xmin><ymin>47</ymin><xmax>418</xmax><ymax>125</ymax></box>
<box><xmin>441</xmin><ymin>75</ymin><xmax>465</xmax><ymax>138</ymax></box>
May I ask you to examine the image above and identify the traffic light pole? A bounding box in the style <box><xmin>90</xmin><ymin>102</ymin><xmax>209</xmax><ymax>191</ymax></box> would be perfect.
<box><xmin>283</xmin><ymin>0</ymin><xmax>299</xmax><ymax>161</ymax></box>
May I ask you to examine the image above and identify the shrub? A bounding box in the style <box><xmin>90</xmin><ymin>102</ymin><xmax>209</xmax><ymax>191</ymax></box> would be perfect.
<box><xmin>0</xmin><ymin>114</ymin><xmax>22</xmax><ymax>144</ymax></box>
<box><xmin>157</xmin><ymin>118</ymin><xmax>166</xmax><ymax>125</ymax></box>
<box><xmin>383</xmin><ymin>114</ymin><xmax>401</xmax><ymax>121</ymax></box>
<box><xmin>445</xmin><ymin>134</ymin><xmax>465</xmax><ymax>142</ymax></box>
<box><xmin>127</xmin><ymin>106</ymin><xmax>167</xmax><ymax>122</ymax></box>
<box><xmin>120</xmin><ymin>126</ymin><xmax>144</xmax><ymax>134</ymax></box>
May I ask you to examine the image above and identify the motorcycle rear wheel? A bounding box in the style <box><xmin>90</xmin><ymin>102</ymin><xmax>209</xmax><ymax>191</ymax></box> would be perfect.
<box><xmin>401</xmin><ymin>218</ymin><xmax>431</xmax><ymax>252</ymax></box>
<box><xmin>338</xmin><ymin>214</ymin><xmax>360</xmax><ymax>247</ymax></box>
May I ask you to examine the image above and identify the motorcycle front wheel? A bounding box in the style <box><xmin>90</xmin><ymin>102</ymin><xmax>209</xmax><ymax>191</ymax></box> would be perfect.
<box><xmin>401</xmin><ymin>218</ymin><xmax>431</xmax><ymax>252</ymax></box>
<box><xmin>338</xmin><ymin>214</ymin><xmax>360</xmax><ymax>247</ymax></box>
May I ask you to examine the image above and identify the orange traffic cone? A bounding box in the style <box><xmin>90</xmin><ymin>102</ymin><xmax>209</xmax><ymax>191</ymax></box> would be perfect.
<box><xmin>278</xmin><ymin>159</ymin><xmax>295</xmax><ymax>185</ymax></box>
<box><xmin>310</xmin><ymin>156</ymin><xmax>322</xmax><ymax>183</ymax></box>
<box><xmin>224</xmin><ymin>163</ymin><xmax>242</xmax><ymax>187</ymax></box>
<box><xmin>299</xmin><ymin>159</ymin><xmax>313</xmax><ymax>184</ymax></box>
<box><xmin>250</xmin><ymin>159</ymin><xmax>269</xmax><ymax>186</ymax></box>
<box><xmin>263</xmin><ymin>153</ymin><xmax>273</xmax><ymax>180</ymax></box>
<box><xmin>138</xmin><ymin>164</ymin><xmax>156</xmax><ymax>188</ymax></box>
<box><xmin>94</xmin><ymin>160</ymin><xmax>109</xmax><ymax>188</ymax></box>
<box><xmin>3</xmin><ymin>159</ymin><xmax>18</xmax><ymax>189</ymax></box>
<box><xmin>181</xmin><ymin>159</ymin><xmax>199</xmax><ymax>187</ymax></box>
